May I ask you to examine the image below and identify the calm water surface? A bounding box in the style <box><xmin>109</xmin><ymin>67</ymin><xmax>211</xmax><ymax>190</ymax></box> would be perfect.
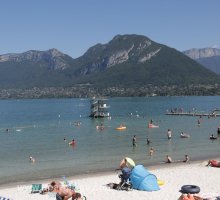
<box><xmin>0</xmin><ymin>96</ymin><xmax>220</xmax><ymax>185</ymax></box>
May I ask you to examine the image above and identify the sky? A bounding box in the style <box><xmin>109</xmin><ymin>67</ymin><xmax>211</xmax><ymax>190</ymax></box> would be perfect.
<box><xmin>0</xmin><ymin>0</ymin><xmax>220</xmax><ymax>58</ymax></box>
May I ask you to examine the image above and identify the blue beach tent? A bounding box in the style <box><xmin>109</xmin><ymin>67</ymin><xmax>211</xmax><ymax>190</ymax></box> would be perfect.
<box><xmin>130</xmin><ymin>165</ymin><xmax>160</xmax><ymax>191</ymax></box>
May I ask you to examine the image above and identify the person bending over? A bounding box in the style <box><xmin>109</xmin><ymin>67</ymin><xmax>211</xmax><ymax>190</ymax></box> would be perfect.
<box><xmin>50</xmin><ymin>181</ymin><xmax>82</xmax><ymax>200</ymax></box>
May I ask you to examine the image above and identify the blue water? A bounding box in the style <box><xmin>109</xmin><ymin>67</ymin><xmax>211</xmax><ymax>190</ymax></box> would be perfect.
<box><xmin>0</xmin><ymin>96</ymin><xmax>220</xmax><ymax>185</ymax></box>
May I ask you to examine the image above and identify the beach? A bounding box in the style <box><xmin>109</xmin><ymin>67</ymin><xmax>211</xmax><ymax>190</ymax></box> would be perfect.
<box><xmin>1</xmin><ymin>160</ymin><xmax>220</xmax><ymax>200</ymax></box>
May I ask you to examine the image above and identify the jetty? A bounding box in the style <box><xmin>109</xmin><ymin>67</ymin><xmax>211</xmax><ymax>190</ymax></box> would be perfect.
<box><xmin>166</xmin><ymin>109</ymin><xmax>220</xmax><ymax>117</ymax></box>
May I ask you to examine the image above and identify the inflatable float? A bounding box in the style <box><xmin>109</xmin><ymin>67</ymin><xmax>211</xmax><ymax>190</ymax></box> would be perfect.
<box><xmin>116</xmin><ymin>126</ymin><xmax>126</xmax><ymax>130</ymax></box>
<box><xmin>180</xmin><ymin>133</ymin><xmax>190</xmax><ymax>138</ymax></box>
<box><xmin>148</xmin><ymin>123</ymin><xmax>159</xmax><ymax>128</ymax></box>
<box><xmin>180</xmin><ymin>185</ymin><xmax>200</xmax><ymax>194</ymax></box>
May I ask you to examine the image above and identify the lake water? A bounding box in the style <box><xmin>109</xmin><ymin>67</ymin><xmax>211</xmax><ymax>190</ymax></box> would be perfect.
<box><xmin>0</xmin><ymin>96</ymin><xmax>220</xmax><ymax>185</ymax></box>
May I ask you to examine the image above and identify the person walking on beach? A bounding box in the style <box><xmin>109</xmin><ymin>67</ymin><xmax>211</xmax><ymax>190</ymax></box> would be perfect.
<box><xmin>132</xmin><ymin>135</ymin><xmax>137</xmax><ymax>147</ymax></box>
<box><xmin>167</xmin><ymin>129</ymin><xmax>172</xmax><ymax>139</ymax></box>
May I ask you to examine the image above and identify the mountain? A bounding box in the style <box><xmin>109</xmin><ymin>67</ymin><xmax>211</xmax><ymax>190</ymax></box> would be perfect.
<box><xmin>0</xmin><ymin>34</ymin><xmax>220</xmax><ymax>93</ymax></box>
<box><xmin>183</xmin><ymin>48</ymin><xmax>220</xmax><ymax>74</ymax></box>
<box><xmin>0</xmin><ymin>48</ymin><xmax>75</xmax><ymax>88</ymax></box>
<box><xmin>70</xmin><ymin>34</ymin><xmax>219</xmax><ymax>87</ymax></box>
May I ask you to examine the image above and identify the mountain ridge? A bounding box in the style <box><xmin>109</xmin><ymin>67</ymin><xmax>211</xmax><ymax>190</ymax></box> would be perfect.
<box><xmin>0</xmin><ymin>34</ymin><xmax>220</xmax><ymax>98</ymax></box>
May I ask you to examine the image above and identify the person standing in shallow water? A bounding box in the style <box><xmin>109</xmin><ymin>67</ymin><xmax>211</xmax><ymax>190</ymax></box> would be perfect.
<box><xmin>183</xmin><ymin>155</ymin><xmax>189</xmax><ymax>162</ymax></box>
<box><xmin>147</xmin><ymin>138</ymin><xmax>151</xmax><ymax>145</ymax></box>
<box><xmin>167</xmin><ymin>129</ymin><xmax>172</xmax><ymax>139</ymax></box>
<box><xmin>132</xmin><ymin>135</ymin><xmax>137</xmax><ymax>147</ymax></box>
<box><xmin>149</xmin><ymin>147</ymin><xmax>154</xmax><ymax>157</ymax></box>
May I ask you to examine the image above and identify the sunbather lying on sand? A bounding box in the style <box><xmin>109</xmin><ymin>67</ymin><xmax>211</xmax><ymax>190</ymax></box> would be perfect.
<box><xmin>178</xmin><ymin>193</ymin><xmax>203</xmax><ymax>200</ymax></box>
<box><xmin>50</xmin><ymin>181</ymin><xmax>82</xmax><ymax>200</ymax></box>
<box><xmin>206</xmin><ymin>160</ymin><xmax>220</xmax><ymax>167</ymax></box>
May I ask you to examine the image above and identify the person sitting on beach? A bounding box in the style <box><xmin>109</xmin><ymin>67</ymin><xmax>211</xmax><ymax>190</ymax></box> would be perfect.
<box><xmin>166</xmin><ymin>155</ymin><xmax>172</xmax><ymax>163</ymax></box>
<box><xmin>206</xmin><ymin>159</ymin><xmax>220</xmax><ymax>167</ymax></box>
<box><xmin>178</xmin><ymin>193</ymin><xmax>203</xmax><ymax>200</ymax></box>
<box><xmin>50</xmin><ymin>181</ymin><xmax>83</xmax><ymax>200</ymax></box>
<box><xmin>119</xmin><ymin>158</ymin><xmax>129</xmax><ymax>169</ymax></box>
<box><xmin>183</xmin><ymin>154</ymin><xmax>189</xmax><ymax>163</ymax></box>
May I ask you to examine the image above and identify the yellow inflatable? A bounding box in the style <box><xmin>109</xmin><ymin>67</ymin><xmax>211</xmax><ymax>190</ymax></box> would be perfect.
<box><xmin>157</xmin><ymin>180</ymin><xmax>165</xmax><ymax>186</ymax></box>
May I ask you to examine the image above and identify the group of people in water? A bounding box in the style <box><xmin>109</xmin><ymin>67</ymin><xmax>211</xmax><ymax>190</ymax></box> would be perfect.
<box><xmin>165</xmin><ymin>154</ymin><xmax>190</xmax><ymax>163</ymax></box>
<box><xmin>132</xmin><ymin>132</ymin><xmax>190</xmax><ymax>163</ymax></box>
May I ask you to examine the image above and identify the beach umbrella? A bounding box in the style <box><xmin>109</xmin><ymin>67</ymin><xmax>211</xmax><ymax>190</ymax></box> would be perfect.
<box><xmin>125</xmin><ymin>157</ymin><xmax>135</xmax><ymax>167</ymax></box>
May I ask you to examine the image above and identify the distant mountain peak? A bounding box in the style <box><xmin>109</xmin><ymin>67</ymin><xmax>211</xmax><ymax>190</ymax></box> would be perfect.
<box><xmin>79</xmin><ymin>34</ymin><xmax>161</xmax><ymax>75</ymax></box>
<box><xmin>0</xmin><ymin>48</ymin><xmax>72</xmax><ymax>70</ymax></box>
<box><xmin>183</xmin><ymin>48</ymin><xmax>220</xmax><ymax>74</ymax></box>
<box><xmin>183</xmin><ymin>48</ymin><xmax>220</xmax><ymax>59</ymax></box>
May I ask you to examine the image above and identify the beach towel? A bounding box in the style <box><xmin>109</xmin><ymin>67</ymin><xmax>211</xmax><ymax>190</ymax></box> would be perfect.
<box><xmin>31</xmin><ymin>183</ymin><xmax>42</xmax><ymax>193</ymax></box>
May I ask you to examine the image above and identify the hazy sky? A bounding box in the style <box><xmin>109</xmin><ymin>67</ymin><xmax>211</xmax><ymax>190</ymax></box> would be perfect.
<box><xmin>0</xmin><ymin>0</ymin><xmax>219</xmax><ymax>58</ymax></box>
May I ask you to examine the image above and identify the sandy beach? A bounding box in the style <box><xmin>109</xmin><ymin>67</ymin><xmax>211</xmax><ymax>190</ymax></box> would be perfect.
<box><xmin>0</xmin><ymin>160</ymin><xmax>220</xmax><ymax>200</ymax></box>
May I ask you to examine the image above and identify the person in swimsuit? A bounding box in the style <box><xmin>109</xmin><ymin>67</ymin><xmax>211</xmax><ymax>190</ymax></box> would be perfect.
<box><xmin>167</xmin><ymin>129</ymin><xmax>172</xmax><ymax>139</ymax></box>
<box><xmin>166</xmin><ymin>155</ymin><xmax>173</xmax><ymax>163</ymax></box>
<box><xmin>50</xmin><ymin>181</ymin><xmax>83</xmax><ymax>200</ymax></box>
<box><xmin>183</xmin><ymin>155</ymin><xmax>189</xmax><ymax>162</ymax></box>
<box><xmin>132</xmin><ymin>135</ymin><xmax>137</xmax><ymax>147</ymax></box>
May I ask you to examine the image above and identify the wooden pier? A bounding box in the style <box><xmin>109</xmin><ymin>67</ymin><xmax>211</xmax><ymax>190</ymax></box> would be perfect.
<box><xmin>166</xmin><ymin>109</ymin><xmax>220</xmax><ymax>117</ymax></box>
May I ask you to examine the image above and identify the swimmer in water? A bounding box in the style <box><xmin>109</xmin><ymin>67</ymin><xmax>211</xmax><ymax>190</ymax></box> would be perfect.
<box><xmin>69</xmin><ymin>139</ymin><xmax>76</xmax><ymax>145</ymax></box>
<box><xmin>29</xmin><ymin>156</ymin><xmax>35</xmax><ymax>163</ymax></box>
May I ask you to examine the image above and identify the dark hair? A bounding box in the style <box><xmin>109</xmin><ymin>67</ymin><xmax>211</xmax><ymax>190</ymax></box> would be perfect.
<box><xmin>50</xmin><ymin>181</ymin><xmax>56</xmax><ymax>187</ymax></box>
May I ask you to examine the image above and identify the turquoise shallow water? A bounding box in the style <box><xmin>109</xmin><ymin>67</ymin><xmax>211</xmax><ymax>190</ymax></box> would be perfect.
<box><xmin>0</xmin><ymin>96</ymin><xmax>220</xmax><ymax>185</ymax></box>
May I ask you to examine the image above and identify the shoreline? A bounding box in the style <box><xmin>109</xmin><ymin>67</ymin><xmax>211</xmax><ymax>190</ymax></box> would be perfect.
<box><xmin>1</xmin><ymin>158</ymin><xmax>220</xmax><ymax>200</ymax></box>
<box><xmin>0</xmin><ymin>156</ymin><xmax>218</xmax><ymax>189</ymax></box>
